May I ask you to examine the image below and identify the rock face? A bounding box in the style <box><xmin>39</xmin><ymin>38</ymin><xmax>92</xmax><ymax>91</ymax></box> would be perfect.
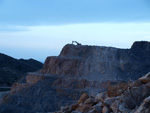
<box><xmin>1</xmin><ymin>41</ymin><xmax>150</xmax><ymax>112</ymax></box>
<box><xmin>0</xmin><ymin>53</ymin><xmax>43</xmax><ymax>86</ymax></box>
<box><xmin>59</xmin><ymin>72</ymin><xmax>150</xmax><ymax>113</ymax></box>
<box><xmin>139</xmin><ymin>72</ymin><xmax>150</xmax><ymax>83</ymax></box>
<box><xmin>42</xmin><ymin>41</ymin><xmax>150</xmax><ymax>81</ymax></box>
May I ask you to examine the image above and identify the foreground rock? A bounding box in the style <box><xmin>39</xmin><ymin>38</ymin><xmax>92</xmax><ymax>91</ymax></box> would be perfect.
<box><xmin>0</xmin><ymin>53</ymin><xmax>43</xmax><ymax>86</ymax></box>
<box><xmin>58</xmin><ymin>72</ymin><xmax>150</xmax><ymax>113</ymax></box>
<box><xmin>139</xmin><ymin>72</ymin><xmax>150</xmax><ymax>83</ymax></box>
<box><xmin>1</xmin><ymin>41</ymin><xmax>150</xmax><ymax>112</ymax></box>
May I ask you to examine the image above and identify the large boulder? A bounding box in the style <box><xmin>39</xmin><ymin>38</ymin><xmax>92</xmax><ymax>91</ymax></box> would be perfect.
<box><xmin>135</xmin><ymin>96</ymin><xmax>150</xmax><ymax>113</ymax></box>
<box><xmin>139</xmin><ymin>72</ymin><xmax>150</xmax><ymax>84</ymax></box>
<box><xmin>107</xmin><ymin>82</ymin><xmax>129</xmax><ymax>97</ymax></box>
<box><xmin>78</xmin><ymin>93</ymin><xmax>89</xmax><ymax>104</ymax></box>
<box><xmin>58</xmin><ymin>72</ymin><xmax>150</xmax><ymax>113</ymax></box>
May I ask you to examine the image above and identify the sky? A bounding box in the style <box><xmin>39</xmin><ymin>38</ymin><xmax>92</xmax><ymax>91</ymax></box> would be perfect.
<box><xmin>0</xmin><ymin>0</ymin><xmax>150</xmax><ymax>62</ymax></box>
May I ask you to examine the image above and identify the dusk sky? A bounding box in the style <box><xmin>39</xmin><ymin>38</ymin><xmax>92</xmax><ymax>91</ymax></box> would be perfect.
<box><xmin>0</xmin><ymin>0</ymin><xmax>150</xmax><ymax>62</ymax></box>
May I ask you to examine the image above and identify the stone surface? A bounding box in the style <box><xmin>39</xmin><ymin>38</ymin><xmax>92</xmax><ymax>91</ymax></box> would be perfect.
<box><xmin>95</xmin><ymin>92</ymin><xmax>108</xmax><ymax>102</ymax></box>
<box><xmin>0</xmin><ymin>75</ymin><xmax>81</xmax><ymax>113</ymax></box>
<box><xmin>42</xmin><ymin>41</ymin><xmax>150</xmax><ymax>81</ymax></box>
<box><xmin>70</xmin><ymin>104</ymin><xmax>79</xmax><ymax>111</ymax></box>
<box><xmin>26</xmin><ymin>74</ymin><xmax>45</xmax><ymax>84</ymax></box>
<box><xmin>104</xmin><ymin>97</ymin><xmax>117</xmax><ymax>106</ymax></box>
<box><xmin>1</xmin><ymin>41</ymin><xmax>150</xmax><ymax>112</ymax></box>
<box><xmin>130</xmin><ymin>80</ymin><xmax>143</xmax><ymax>87</ymax></box>
<box><xmin>84</xmin><ymin>98</ymin><xmax>92</xmax><ymax>104</ymax></box>
<box><xmin>110</xmin><ymin>100</ymin><xmax>120</xmax><ymax>113</ymax></box>
<box><xmin>78</xmin><ymin>93</ymin><xmax>89</xmax><ymax>104</ymax></box>
<box><xmin>93</xmin><ymin>102</ymin><xmax>103</xmax><ymax>113</ymax></box>
<box><xmin>55</xmin><ymin>72</ymin><xmax>150</xmax><ymax>113</ymax></box>
<box><xmin>134</xmin><ymin>96</ymin><xmax>150</xmax><ymax>113</ymax></box>
<box><xmin>102</xmin><ymin>106</ymin><xmax>110</xmax><ymax>113</ymax></box>
<box><xmin>120</xmin><ymin>85</ymin><xmax>150</xmax><ymax>110</ymax></box>
<box><xmin>139</xmin><ymin>72</ymin><xmax>150</xmax><ymax>83</ymax></box>
<box><xmin>107</xmin><ymin>83</ymin><xmax>129</xmax><ymax>97</ymax></box>
<box><xmin>76</xmin><ymin>104</ymin><xmax>93</xmax><ymax>112</ymax></box>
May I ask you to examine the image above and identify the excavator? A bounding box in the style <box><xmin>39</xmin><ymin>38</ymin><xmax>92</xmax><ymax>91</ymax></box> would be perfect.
<box><xmin>72</xmin><ymin>41</ymin><xmax>81</xmax><ymax>45</ymax></box>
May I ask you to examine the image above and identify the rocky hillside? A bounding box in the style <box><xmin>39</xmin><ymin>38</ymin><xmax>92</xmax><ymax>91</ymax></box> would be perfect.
<box><xmin>57</xmin><ymin>72</ymin><xmax>150</xmax><ymax>113</ymax></box>
<box><xmin>42</xmin><ymin>41</ymin><xmax>150</xmax><ymax>81</ymax></box>
<box><xmin>0</xmin><ymin>41</ymin><xmax>150</xmax><ymax>113</ymax></box>
<box><xmin>0</xmin><ymin>53</ymin><xmax>43</xmax><ymax>86</ymax></box>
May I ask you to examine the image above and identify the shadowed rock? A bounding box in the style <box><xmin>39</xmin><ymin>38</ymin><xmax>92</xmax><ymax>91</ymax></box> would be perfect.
<box><xmin>0</xmin><ymin>53</ymin><xmax>43</xmax><ymax>86</ymax></box>
<box><xmin>1</xmin><ymin>41</ymin><xmax>150</xmax><ymax>112</ymax></box>
<box><xmin>59</xmin><ymin>72</ymin><xmax>150</xmax><ymax>113</ymax></box>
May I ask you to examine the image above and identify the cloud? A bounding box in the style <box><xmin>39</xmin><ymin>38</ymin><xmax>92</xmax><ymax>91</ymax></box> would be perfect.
<box><xmin>0</xmin><ymin>26</ymin><xmax>29</xmax><ymax>32</ymax></box>
<box><xmin>1</xmin><ymin>22</ymin><xmax>150</xmax><ymax>61</ymax></box>
<box><xmin>0</xmin><ymin>0</ymin><xmax>149</xmax><ymax>26</ymax></box>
